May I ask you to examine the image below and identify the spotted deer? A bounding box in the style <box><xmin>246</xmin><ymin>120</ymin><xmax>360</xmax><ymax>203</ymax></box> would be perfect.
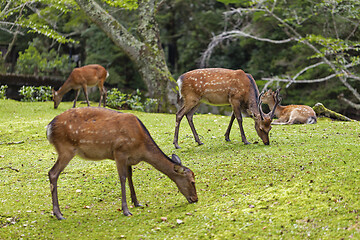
<box><xmin>52</xmin><ymin>64</ymin><xmax>109</xmax><ymax>109</ymax></box>
<box><xmin>261</xmin><ymin>89</ymin><xmax>317</xmax><ymax>124</ymax></box>
<box><xmin>173</xmin><ymin>68</ymin><xmax>281</xmax><ymax>149</ymax></box>
<box><xmin>47</xmin><ymin>107</ymin><xmax>198</xmax><ymax>219</ymax></box>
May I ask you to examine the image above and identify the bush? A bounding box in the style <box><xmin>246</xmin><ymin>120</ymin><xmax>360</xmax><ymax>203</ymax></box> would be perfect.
<box><xmin>19</xmin><ymin>86</ymin><xmax>52</xmax><ymax>102</ymax></box>
<box><xmin>0</xmin><ymin>85</ymin><xmax>7</xmax><ymax>99</ymax></box>
<box><xmin>106</xmin><ymin>88</ymin><xmax>158</xmax><ymax>112</ymax></box>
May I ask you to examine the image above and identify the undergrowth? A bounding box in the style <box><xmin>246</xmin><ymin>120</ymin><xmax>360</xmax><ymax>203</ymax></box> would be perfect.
<box><xmin>0</xmin><ymin>99</ymin><xmax>359</xmax><ymax>239</ymax></box>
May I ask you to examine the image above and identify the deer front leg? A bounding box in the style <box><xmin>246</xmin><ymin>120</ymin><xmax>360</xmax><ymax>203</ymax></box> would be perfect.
<box><xmin>73</xmin><ymin>89</ymin><xmax>81</xmax><ymax>108</ymax></box>
<box><xmin>82</xmin><ymin>85</ymin><xmax>90</xmax><ymax>107</ymax></box>
<box><xmin>115</xmin><ymin>155</ymin><xmax>132</xmax><ymax>216</ymax></box>
<box><xmin>224</xmin><ymin>113</ymin><xmax>235</xmax><ymax>141</ymax></box>
<box><xmin>228</xmin><ymin>101</ymin><xmax>250</xmax><ymax>145</ymax></box>
<box><xmin>127</xmin><ymin>166</ymin><xmax>142</xmax><ymax>207</ymax></box>
<box><xmin>48</xmin><ymin>151</ymin><xmax>74</xmax><ymax>220</ymax></box>
<box><xmin>233</xmin><ymin>106</ymin><xmax>251</xmax><ymax>145</ymax></box>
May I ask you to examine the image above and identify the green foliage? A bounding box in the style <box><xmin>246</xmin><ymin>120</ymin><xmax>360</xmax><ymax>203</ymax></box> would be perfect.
<box><xmin>157</xmin><ymin>0</ymin><xmax>227</xmax><ymax>75</ymax></box>
<box><xmin>16</xmin><ymin>39</ymin><xmax>74</xmax><ymax>76</ymax></box>
<box><xmin>0</xmin><ymin>100</ymin><xmax>359</xmax><ymax>239</ymax></box>
<box><xmin>101</xmin><ymin>0</ymin><xmax>138</xmax><ymax>9</ymax></box>
<box><xmin>18</xmin><ymin>86</ymin><xmax>52</xmax><ymax>102</ymax></box>
<box><xmin>0</xmin><ymin>85</ymin><xmax>7</xmax><ymax>99</ymax></box>
<box><xmin>106</xmin><ymin>88</ymin><xmax>158</xmax><ymax>112</ymax></box>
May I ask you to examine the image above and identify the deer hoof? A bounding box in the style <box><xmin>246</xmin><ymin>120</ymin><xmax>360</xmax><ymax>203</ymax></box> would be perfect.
<box><xmin>123</xmin><ymin>211</ymin><xmax>133</xmax><ymax>216</ymax></box>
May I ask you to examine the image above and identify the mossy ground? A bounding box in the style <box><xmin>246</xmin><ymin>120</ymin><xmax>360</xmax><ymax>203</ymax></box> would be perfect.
<box><xmin>0</xmin><ymin>99</ymin><xmax>359</xmax><ymax>239</ymax></box>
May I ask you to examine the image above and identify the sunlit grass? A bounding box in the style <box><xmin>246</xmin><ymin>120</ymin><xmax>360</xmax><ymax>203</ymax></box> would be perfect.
<box><xmin>0</xmin><ymin>99</ymin><xmax>359</xmax><ymax>239</ymax></box>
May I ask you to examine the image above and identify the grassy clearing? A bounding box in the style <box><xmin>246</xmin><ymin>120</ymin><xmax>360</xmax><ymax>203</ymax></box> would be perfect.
<box><xmin>0</xmin><ymin>99</ymin><xmax>359</xmax><ymax>239</ymax></box>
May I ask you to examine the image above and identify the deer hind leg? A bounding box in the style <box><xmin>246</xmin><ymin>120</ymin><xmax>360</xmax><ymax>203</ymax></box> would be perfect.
<box><xmin>127</xmin><ymin>166</ymin><xmax>142</xmax><ymax>207</ymax></box>
<box><xmin>98</xmin><ymin>84</ymin><xmax>107</xmax><ymax>107</ymax></box>
<box><xmin>114</xmin><ymin>153</ymin><xmax>132</xmax><ymax>216</ymax></box>
<box><xmin>173</xmin><ymin>101</ymin><xmax>199</xmax><ymax>149</ymax></box>
<box><xmin>224</xmin><ymin>112</ymin><xmax>235</xmax><ymax>141</ymax></box>
<box><xmin>48</xmin><ymin>149</ymin><xmax>75</xmax><ymax>220</ymax></box>
<box><xmin>174</xmin><ymin>106</ymin><xmax>186</xmax><ymax>149</ymax></box>
<box><xmin>185</xmin><ymin>104</ymin><xmax>202</xmax><ymax>146</ymax></box>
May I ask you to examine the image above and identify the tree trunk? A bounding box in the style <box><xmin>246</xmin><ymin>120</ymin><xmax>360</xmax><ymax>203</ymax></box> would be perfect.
<box><xmin>74</xmin><ymin>0</ymin><xmax>176</xmax><ymax>112</ymax></box>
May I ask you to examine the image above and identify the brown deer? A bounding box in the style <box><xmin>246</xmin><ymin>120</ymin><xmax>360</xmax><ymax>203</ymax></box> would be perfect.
<box><xmin>173</xmin><ymin>68</ymin><xmax>281</xmax><ymax>149</ymax></box>
<box><xmin>261</xmin><ymin>89</ymin><xmax>317</xmax><ymax>124</ymax></box>
<box><xmin>47</xmin><ymin>107</ymin><xmax>198</xmax><ymax>219</ymax></box>
<box><xmin>52</xmin><ymin>64</ymin><xmax>108</xmax><ymax>109</ymax></box>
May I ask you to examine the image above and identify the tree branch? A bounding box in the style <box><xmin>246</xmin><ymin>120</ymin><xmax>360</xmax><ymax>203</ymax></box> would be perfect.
<box><xmin>200</xmin><ymin>30</ymin><xmax>294</xmax><ymax>68</ymax></box>
<box><xmin>74</xmin><ymin>0</ymin><xmax>143</xmax><ymax>61</ymax></box>
<box><xmin>338</xmin><ymin>94</ymin><xmax>360</xmax><ymax>110</ymax></box>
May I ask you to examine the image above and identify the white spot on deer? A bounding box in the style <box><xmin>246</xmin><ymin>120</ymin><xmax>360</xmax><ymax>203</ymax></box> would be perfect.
<box><xmin>177</xmin><ymin>78</ymin><xmax>183</xmax><ymax>98</ymax></box>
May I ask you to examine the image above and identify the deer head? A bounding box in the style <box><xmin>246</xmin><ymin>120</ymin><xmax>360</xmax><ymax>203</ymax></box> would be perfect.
<box><xmin>254</xmin><ymin>90</ymin><xmax>281</xmax><ymax>145</ymax></box>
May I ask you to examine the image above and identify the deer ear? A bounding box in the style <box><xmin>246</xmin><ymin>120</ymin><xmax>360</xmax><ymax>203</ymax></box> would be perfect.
<box><xmin>174</xmin><ymin>164</ymin><xmax>186</xmax><ymax>175</ymax></box>
<box><xmin>171</xmin><ymin>154</ymin><xmax>182</xmax><ymax>165</ymax></box>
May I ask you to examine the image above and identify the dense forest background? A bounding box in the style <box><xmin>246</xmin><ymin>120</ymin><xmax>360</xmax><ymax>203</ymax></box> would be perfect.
<box><xmin>1</xmin><ymin>0</ymin><xmax>359</xmax><ymax>118</ymax></box>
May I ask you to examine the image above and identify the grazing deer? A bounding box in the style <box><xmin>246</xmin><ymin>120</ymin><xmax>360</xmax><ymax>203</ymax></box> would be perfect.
<box><xmin>261</xmin><ymin>89</ymin><xmax>317</xmax><ymax>124</ymax></box>
<box><xmin>173</xmin><ymin>68</ymin><xmax>281</xmax><ymax>149</ymax></box>
<box><xmin>52</xmin><ymin>64</ymin><xmax>109</xmax><ymax>109</ymax></box>
<box><xmin>47</xmin><ymin>107</ymin><xmax>198</xmax><ymax>219</ymax></box>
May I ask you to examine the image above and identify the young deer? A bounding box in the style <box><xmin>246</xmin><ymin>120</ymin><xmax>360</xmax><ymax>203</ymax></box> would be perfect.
<box><xmin>52</xmin><ymin>64</ymin><xmax>109</xmax><ymax>109</ymax></box>
<box><xmin>261</xmin><ymin>89</ymin><xmax>317</xmax><ymax>125</ymax></box>
<box><xmin>173</xmin><ymin>68</ymin><xmax>281</xmax><ymax>149</ymax></box>
<box><xmin>47</xmin><ymin>107</ymin><xmax>197</xmax><ymax>219</ymax></box>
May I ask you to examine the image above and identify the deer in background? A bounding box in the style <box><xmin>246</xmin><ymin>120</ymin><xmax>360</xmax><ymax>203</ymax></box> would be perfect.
<box><xmin>52</xmin><ymin>64</ymin><xmax>109</xmax><ymax>109</ymax></box>
<box><xmin>47</xmin><ymin>107</ymin><xmax>197</xmax><ymax>219</ymax></box>
<box><xmin>261</xmin><ymin>89</ymin><xmax>317</xmax><ymax>124</ymax></box>
<box><xmin>173</xmin><ymin>68</ymin><xmax>281</xmax><ymax>149</ymax></box>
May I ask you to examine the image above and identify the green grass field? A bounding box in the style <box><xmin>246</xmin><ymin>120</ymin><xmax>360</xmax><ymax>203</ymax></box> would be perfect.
<box><xmin>0</xmin><ymin>99</ymin><xmax>359</xmax><ymax>239</ymax></box>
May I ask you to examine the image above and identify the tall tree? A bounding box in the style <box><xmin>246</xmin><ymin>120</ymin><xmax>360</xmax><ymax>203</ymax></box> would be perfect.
<box><xmin>74</xmin><ymin>0</ymin><xmax>176</xmax><ymax>112</ymax></box>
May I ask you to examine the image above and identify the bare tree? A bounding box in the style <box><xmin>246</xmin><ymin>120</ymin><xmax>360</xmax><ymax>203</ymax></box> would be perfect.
<box><xmin>201</xmin><ymin>1</ymin><xmax>360</xmax><ymax>110</ymax></box>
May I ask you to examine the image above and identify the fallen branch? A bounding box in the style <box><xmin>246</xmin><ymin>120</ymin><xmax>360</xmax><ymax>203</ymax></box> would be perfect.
<box><xmin>0</xmin><ymin>166</ymin><xmax>20</xmax><ymax>172</ymax></box>
<box><xmin>0</xmin><ymin>140</ymin><xmax>24</xmax><ymax>145</ymax></box>
<box><xmin>313</xmin><ymin>103</ymin><xmax>354</xmax><ymax>121</ymax></box>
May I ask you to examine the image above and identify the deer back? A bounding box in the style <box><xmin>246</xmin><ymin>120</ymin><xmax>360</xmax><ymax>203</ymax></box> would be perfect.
<box><xmin>47</xmin><ymin>108</ymin><xmax>147</xmax><ymax>162</ymax></box>
<box><xmin>67</xmin><ymin>64</ymin><xmax>108</xmax><ymax>88</ymax></box>
<box><xmin>179</xmin><ymin>68</ymin><xmax>253</xmax><ymax>106</ymax></box>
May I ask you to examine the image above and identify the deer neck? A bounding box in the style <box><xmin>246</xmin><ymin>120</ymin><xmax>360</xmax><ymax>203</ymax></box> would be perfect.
<box><xmin>143</xmin><ymin>144</ymin><xmax>178</xmax><ymax>181</ymax></box>
<box><xmin>267</xmin><ymin>98</ymin><xmax>283</xmax><ymax>116</ymax></box>
<box><xmin>56</xmin><ymin>79</ymin><xmax>73</xmax><ymax>97</ymax></box>
<box><xmin>247</xmin><ymin>87</ymin><xmax>261</xmax><ymax>117</ymax></box>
